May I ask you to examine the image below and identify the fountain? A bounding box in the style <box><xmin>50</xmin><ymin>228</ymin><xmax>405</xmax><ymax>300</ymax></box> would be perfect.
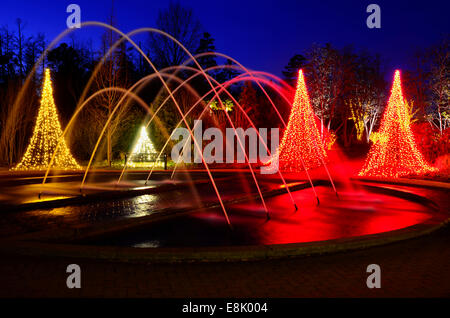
<box><xmin>0</xmin><ymin>22</ymin><xmax>446</xmax><ymax>261</ymax></box>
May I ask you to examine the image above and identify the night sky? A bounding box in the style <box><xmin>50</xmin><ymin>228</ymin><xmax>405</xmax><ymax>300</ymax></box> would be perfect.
<box><xmin>0</xmin><ymin>0</ymin><xmax>448</xmax><ymax>76</ymax></box>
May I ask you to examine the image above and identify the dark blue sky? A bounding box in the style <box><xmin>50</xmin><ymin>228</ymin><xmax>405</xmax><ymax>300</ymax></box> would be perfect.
<box><xmin>1</xmin><ymin>0</ymin><xmax>448</xmax><ymax>76</ymax></box>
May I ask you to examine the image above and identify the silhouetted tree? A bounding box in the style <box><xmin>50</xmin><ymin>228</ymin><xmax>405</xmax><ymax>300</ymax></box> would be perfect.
<box><xmin>147</xmin><ymin>2</ymin><xmax>202</xmax><ymax>68</ymax></box>
<box><xmin>195</xmin><ymin>32</ymin><xmax>217</xmax><ymax>70</ymax></box>
<box><xmin>216</xmin><ymin>59</ymin><xmax>240</xmax><ymax>86</ymax></box>
<box><xmin>47</xmin><ymin>43</ymin><xmax>91</xmax><ymax>124</ymax></box>
<box><xmin>0</xmin><ymin>26</ymin><xmax>15</xmax><ymax>81</ymax></box>
<box><xmin>89</xmin><ymin>2</ymin><xmax>131</xmax><ymax>166</ymax></box>
<box><xmin>14</xmin><ymin>18</ymin><xmax>26</xmax><ymax>78</ymax></box>
<box><xmin>24</xmin><ymin>33</ymin><xmax>45</xmax><ymax>76</ymax></box>
<box><xmin>427</xmin><ymin>37</ymin><xmax>449</xmax><ymax>133</ymax></box>
<box><xmin>282</xmin><ymin>54</ymin><xmax>307</xmax><ymax>86</ymax></box>
<box><xmin>236</xmin><ymin>81</ymin><xmax>257</xmax><ymax>129</ymax></box>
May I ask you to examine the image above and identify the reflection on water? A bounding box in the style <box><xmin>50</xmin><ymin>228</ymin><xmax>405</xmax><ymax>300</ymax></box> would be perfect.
<box><xmin>124</xmin><ymin>194</ymin><xmax>158</xmax><ymax>218</ymax></box>
<box><xmin>19</xmin><ymin>193</ymin><xmax>176</xmax><ymax>228</ymax></box>
<box><xmin>23</xmin><ymin>196</ymin><xmax>73</xmax><ymax>204</ymax></box>
<box><xmin>134</xmin><ymin>240</ymin><xmax>161</xmax><ymax>248</ymax></box>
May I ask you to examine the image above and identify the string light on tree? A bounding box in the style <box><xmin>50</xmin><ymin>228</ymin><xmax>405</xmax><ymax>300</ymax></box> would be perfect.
<box><xmin>128</xmin><ymin>126</ymin><xmax>158</xmax><ymax>167</ymax></box>
<box><xmin>359</xmin><ymin>70</ymin><xmax>436</xmax><ymax>177</ymax></box>
<box><xmin>269</xmin><ymin>69</ymin><xmax>327</xmax><ymax>171</ymax></box>
<box><xmin>12</xmin><ymin>69</ymin><xmax>80</xmax><ymax>171</ymax></box>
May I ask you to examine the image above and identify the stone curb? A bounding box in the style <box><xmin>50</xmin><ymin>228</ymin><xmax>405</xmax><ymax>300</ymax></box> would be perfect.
<box><xmin>352</xmin><ymin>176</ymin><xmax>450</xmax><ymax>189</ymax></box>
<box><xmin>0</xmin><ymin>219</ymin><xmax>448</xmax><ymax>264</ymax></box>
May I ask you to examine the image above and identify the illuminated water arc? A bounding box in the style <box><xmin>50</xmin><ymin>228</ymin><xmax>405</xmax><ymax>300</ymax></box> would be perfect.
<box><xmin>33</xmin><ymin>21</ymin><xmax>231</xmax><ymax>225</ymax></box>
<box><xmin>23</xmin><ymin>22</ymin><xmax>293</xmax><ymax>174</ymax></box>
<box><xmin>116</xmin><ymin>65</ymin><xmax>230</xmax><ymax>185</ymax></box>
<box><xmin>115</xmin><ymin>70</ymin><xmax>206</xmax><ymax>185</ymax></box>
<box><xmin>184</xmin><ymin>53</ymin><xmax>336</xmax><ymax>195</ymax></box>
<box><xmin>182</xmin><ymin>51</ymin><xmax>287</xmax><ymax>127</ymax></box>
<box><xmin>35</xmin><ymin>24</ymin><xmax>199</xmax><ymax>188</ymax></box>
<box><xmin>106</xmin><ymin>70</ymin><xmax>203</xmax><ymax>205</ymax></box>
<box><xmin>135</xmin><ymin>69</ymin><xmax>271</xmax><ymax>217</ymax></box>
<box><xmin>80</xmin><ymin>88</ymin><xmax>152</xmax><ymax>188</ymax></box>
<box><xmin>148</xmin><ymin>65</ymin><xmax>316</xmax><ymax>205</ymax></box>
<box><xmin>141</xmin><ymin>70</ymin><xmax>284</xmax><ymax>185</ymax></box>
<box><xmin>171</xmin><ymin>73</ymin><xmax>318</xmax><ymax>205</ymax></box>
<box><xmin>117</xmin><ymin>66</ymin><xmax>233</xmax><ymax>184</ymax></box>
<box><xmin>142</xmin><ymin>73</ymin><xmax>307</xmax><ymax>210</ymax></box>
<box><xmin>39</xmin><ymin>24</ymin><xmax>288</xmax><ymax>188</ymax></box>
<box><xmin>128</xmin><ymin>29</ymin><xmax>268</xmax><ymax>215</ymax></box>
<box><xmin>82</xmin><ymin>27</ymin><xmax>278</xmax><ymax>218</ymax></box>
<box><xmin>85</xmin><ymin>72</ymin><xmax>200</xmax><ymax>191</ymax></box>
<box><xmin>82</xmin><ymin>27</ymin><xmax>293</xmax><ymax>105</ymax></box>
<box><xmin>143</xmin><ymin>66</ymin><xmax>286</xmax><ymax>130</ymax></box>
<box><xmin>94</xmin><ymin>28</ymin><xmax>287</xmax><ymax>137</ymax></box>
<box><xmin>31</xmin><ymin>22</ymin><xmax>327</xmax><ymax>222</ymax></box>
<box><xmin>135</xmin><ymin>67</ymin><xmax>316</xmax><ymax>207</ymax></box>
<box><xmin>169</xmin><ymin>74</ymin><xmax>306</xmax><ymax>208</ymax></box>
<box><xmin>39</xmin><ymin>87</ymin><xmax>153</xmax><ymax>196</ymax></box>
<box><xmin>84</xmin><ymin>22</ymin><xmax>232</xmax><ymax>226</ymax></box>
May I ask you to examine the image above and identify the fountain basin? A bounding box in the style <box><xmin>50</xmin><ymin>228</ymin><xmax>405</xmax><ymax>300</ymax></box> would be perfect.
<box><xmin>0</xmin><ymin>173</ymin><xmax>448</xmax><ymax>263</ymax></box>
<box><xmin>85</xmin><ymin>182</ymin><xmax>443</xmax><ymax>248</ymax></box>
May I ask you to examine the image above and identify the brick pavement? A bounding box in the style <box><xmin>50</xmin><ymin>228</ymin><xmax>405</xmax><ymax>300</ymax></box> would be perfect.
<box><xmin>0</xmin><ymin>224</ymin><xmax>448</xmax><ymax>297</ymax></box>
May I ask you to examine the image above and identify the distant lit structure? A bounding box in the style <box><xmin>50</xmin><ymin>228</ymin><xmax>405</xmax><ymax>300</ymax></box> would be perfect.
<box><xmin>128</xmin><ymin>126</ymin><xmax>159</xmax><ymax>167</ymax></box>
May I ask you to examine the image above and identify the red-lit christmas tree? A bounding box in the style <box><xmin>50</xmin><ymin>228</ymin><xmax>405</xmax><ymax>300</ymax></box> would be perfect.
<box><xmin>359</xmin><ymin>70</ymin><xmax>435</xmax><ymax>177</ymax></box>
<box><xmin>270</xmin><ymin>69</ymin><xmax>327</xmax><ymax>171</ymax></box>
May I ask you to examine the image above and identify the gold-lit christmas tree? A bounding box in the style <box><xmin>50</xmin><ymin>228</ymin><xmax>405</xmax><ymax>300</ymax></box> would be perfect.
<box><xmin>12</xmin><ymin>69</ymin><xmax>80</xmax><ymax>170</ymax></box>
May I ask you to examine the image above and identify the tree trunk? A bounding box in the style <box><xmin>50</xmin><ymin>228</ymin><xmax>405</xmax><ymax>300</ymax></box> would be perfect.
<box><xmin>107</xmin><ymin>105</ymin><xmax>112</xmax><ymax>167</ymax></box>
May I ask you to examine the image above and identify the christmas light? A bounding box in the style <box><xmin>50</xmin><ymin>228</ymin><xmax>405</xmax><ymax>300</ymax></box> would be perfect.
<box><xmin>12</xmin><ymin>69</ymin><xmax>80</xmax><ymax>171</ymax></box>
<box><xmin>128</xmin><ymin>126</ymin><xmax>159</xmax><ymax>168</ymax></box>
<box><xmin>209</xmin><ymin>99</ymin><xmax>234</xmax><ymax>112</ymax></box>
<box><xmin>359</xmin><ymin>70</ymin><xmax>436</xmax><ymax>177</ymax></box>
<box><xmin>270</xmin><ymin>69</ymin><xmax>327</xmax><ymax>171</ymax></box>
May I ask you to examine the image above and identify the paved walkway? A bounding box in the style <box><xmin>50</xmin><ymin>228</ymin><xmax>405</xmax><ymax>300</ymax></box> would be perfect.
<box><xmin>0</xmin><ymin>224</ymin><xmax>449</xmax><ymax>297</ymax></box>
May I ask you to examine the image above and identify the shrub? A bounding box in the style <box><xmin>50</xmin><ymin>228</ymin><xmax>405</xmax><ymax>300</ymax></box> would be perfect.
<box><xmin>411</xmin><ymin>122</ymin><xmax>449</xmax><ymax>164</ymax></box>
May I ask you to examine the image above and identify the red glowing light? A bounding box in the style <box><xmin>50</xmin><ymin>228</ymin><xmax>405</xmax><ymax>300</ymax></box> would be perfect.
<box><xmin>271</xmin><ymin>69</ymin><xmax>327</xmax><ymax>171</ymax></box>
<box><xmin>359</xmin><ymin>70</ymin><xmax>436</xmax><ymax>177</ymax></box>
